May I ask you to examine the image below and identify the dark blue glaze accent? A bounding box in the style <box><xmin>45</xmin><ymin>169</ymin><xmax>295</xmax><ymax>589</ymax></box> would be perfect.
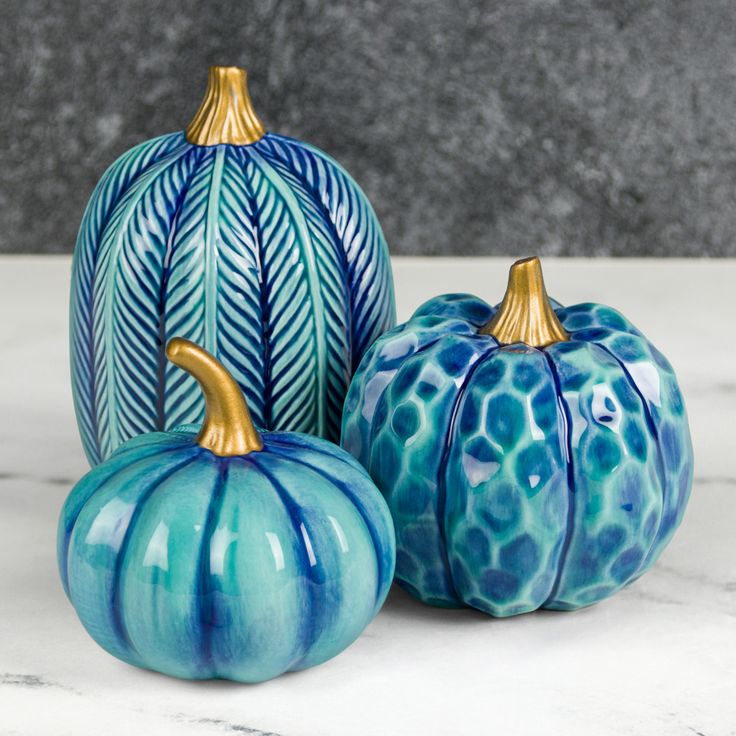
<box><xmin>110</xmin><ymin>453</ymin><xmax>199</xmax><ymax>660</ymax></box>
<box><xmin>255</xmin><ymin>137</ymin><xmax>356</xmax><ymax>371</ymax></box>
<box><xmin>235</xmin><ymin>148</ymin><xmax>273</xmax><ymax>431</ymax></box>
<box><xmin>592</xmin><ymin>342</ymin><xmax>668</xmax><ymax>578</ymax></box>
<box><xmin>437</xmin><ymin>345</ymin><xmax>500</xmax><ymax>600</ymax></box>
<box><xmin>59</xmin><ymin>441</ymin><xmax>188</xmax><ymax>596</ymax></box>
<box><xmin>540</xmin><ymin>351</ymin><xmax>576</xmax><ymax>607</ymax></box>
<box><xmin>196</xmin><ymin>460</ymin><xmax>230</xmax><ymax>676</ymax></box>
<box><xmin>155</xmin><ymin>148</ymin><xmax>204</xmax><ymax>428</ymax></box>
<box><xmin>267</xmin><ymin>445</ymin><xmax>389</xmax><ymax>609</ymax></box>
<box><xmin>247</xmin><ymin>453</ymin><xmax>322</xmax><ymax>667</ymax></box>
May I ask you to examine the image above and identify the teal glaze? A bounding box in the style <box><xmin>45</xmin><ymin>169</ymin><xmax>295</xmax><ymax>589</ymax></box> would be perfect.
<box><xmin>341</xmin><ymin>293</ymin><xmax>693</xmax><ymax>615</ymax></box>
<box><xmin>70</xmin><ymin>131</ymin><xmax>396</xmax><ymax>465</ymax></box>
<box><xmin>58</xmin><ymin>428</ymin><xmax>395</xmax><ymax>682</ymax></box>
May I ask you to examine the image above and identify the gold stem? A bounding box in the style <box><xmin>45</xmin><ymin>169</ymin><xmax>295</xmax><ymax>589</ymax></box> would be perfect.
<box><xmin>185</xmin><ymin>66</ymin><xmax>265</xmax><ymax>146</ymax></box>
<box><xmin>166</xmin><ymin>338</ymin><xmax>263</xmax><ymax>456</ymax></box>
<box><xmin>479</xmin><ymin>257</ymin><xmax>569</xmax><ymax>348</ymax></box>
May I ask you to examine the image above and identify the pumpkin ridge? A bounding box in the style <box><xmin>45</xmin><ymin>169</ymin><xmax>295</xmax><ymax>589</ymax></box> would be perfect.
<box><xmin>155</xmin><ymin>148</ymin><xmax>206</xmax><ymax>429</ymax></box>
<box><xmin>110</xmin><ymin>150</ymin><xmax>203</xmax><ymax>444</ymax></box>
<box><xmin>59</xmin><ymin>443</ymin><xmax>186</xmax><ymax>595</ymax></box>
<box><xmin>203</xmin><ymin>146</ymin><xmax>227</xmax><ymax>357</ymax></box>
<box><xmin>591</xmin><ymin>341</ymin><xmax>667</xmax><ymax>578</ymax></box>
<box><xmin>540</xmin><ymin>351</ymin><xmax>576</xmax><ymax>608</ymax></box>
<box><xmin>244</xmin><ymin>157</ymin><xmax>319</xmax><ymax>435</ymax></box>
<box><xmin>211</xmin><ymin>147</ymin><xmax>267</xmax><ymax>428</ymax></box>
<box><xmin>257</xmin><ymin>137</ymin><xmax>355</xmax><ymax>370</ymax></box>
<box><xmin>195</xmin><ymin>460</ymin><xmax>230</xmax><ymax>677</ymax></box>
<box><xmin>248</xmin><ymin>150</ymin><xmax>327</xmax><ymax>437</ymax></box>
<box><xmin>95</xmin><ymin>145</ymin><xmax>198</xmax><ymax>454</ymax></box>
<box><xmin>236</xmin><ymin>149</ymin><xmax>273</xmax><ymax>428</ymax></box>
<box><xmin>246</xmin><ymin>453</ymin><xmax>320</xmax><ymax>669</ymax></box>
<box><xmin>71</xmin><ymin>133</ymin><xmax>187</xmax><ymax>464</ymax></box>
<box><xmin>437</xmin><ymin>344</ymin><xmax>501</xmax><ymax>605</ymax></box>
<box><xmin>255</xmin><ymin>139</ymin><xmax>351</xmax><ymax>438</ymax></box>
<box><xmin>268</xmin><ymin>433</ymin><xmax>375</xmax><ymax>476</ymax></box>
<box><xmin>349</xmin><ymin>325</ymin><xmax>486</xmax><ymax>466</ymax></box>
<box><xmin>109</xmin><ymin>452</ymin><xmax>200</xmax><ymax>661</ymax></box>
<box><xmin>558</xmin><ymin>303</ymin><xmax>646</xmax><ymax>340</ymax></box>
<box><xmin>267</xmin><ymin>134</ymin><xmax>395</xmax><ymax>364</ymax></box>
<box><xmin>162</xmin><ymin>149</ymin><xmax>217</xmax><ymax>430</ymax></box>
<box><xmin>268</xmin><ymin>446</ymin><xmax>388</xmax><ymax>610</ymax></box>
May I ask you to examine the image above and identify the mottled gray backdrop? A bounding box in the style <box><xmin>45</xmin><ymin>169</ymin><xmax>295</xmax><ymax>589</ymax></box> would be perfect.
<box><xmin>2</xmin><ymin>0</ymin><xmax>735</xmax><ymax>256</ymax></box>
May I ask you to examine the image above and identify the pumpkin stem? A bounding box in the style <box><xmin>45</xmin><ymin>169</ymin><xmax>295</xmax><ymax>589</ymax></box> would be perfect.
<box><xmin>185</xmin><ymin>66</ymin><xmax>265</xmax><ymax>146</ymax></box>
<box><xmin>166</xmin><ymin>338</ymin><xmax>263</xmax><ymax>456</ymax></box>
<box><xmin>479</xmin><ymin>256</ymin><xmax>569</xmax><ymax>348</ymax></box>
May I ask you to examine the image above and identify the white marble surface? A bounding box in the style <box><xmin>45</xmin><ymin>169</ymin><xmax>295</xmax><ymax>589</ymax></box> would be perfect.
<box><xmin>0</xmin><ymin>256</ymin><xmax>734</xmax><ymax>736</ymax></box>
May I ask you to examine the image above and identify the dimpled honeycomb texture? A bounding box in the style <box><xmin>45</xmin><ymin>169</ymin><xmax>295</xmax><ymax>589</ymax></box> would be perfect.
<box><xmin>341</xmin><ymin>293</ymin><xmax>693</xmax><ymax>615</ymax></box>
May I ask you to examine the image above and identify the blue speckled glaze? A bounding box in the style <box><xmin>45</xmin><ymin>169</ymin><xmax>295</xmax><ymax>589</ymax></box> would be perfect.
<box><xmin>58</xmin><ymin>428</ymin><xmax>395</xmax><ymax>682</ymax></box>
<box><xmin>71</xmin><ymin>130</ymin><xmax>395</xmax><ymax>465</ymax></box>
<box><xmin>341</xmin><ymin>293</ymin><xmax>693</xmax><ymax>615</ymax></box>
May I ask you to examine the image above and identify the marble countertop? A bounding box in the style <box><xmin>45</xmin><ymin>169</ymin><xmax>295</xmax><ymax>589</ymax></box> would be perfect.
<box><xmin>1</xmin><ymin>256</ymin><xmax>734</xmax><ymax>736</ymax></box>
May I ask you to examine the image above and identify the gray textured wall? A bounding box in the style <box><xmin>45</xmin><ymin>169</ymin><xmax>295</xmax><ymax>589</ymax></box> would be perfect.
<box><xmin>2</xmin><ymin>0</ymin><xmax>735</xmax><ymax>256</ymax></box>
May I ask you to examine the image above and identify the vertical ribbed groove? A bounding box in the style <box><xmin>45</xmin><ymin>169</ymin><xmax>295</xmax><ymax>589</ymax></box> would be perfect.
<box><xmin>593</xmin><ymin>342</ymin><xmax>667</xmax><ymax>575</ymax></box>
<box><xmin>196</xmin><ymin>461</ymin><xmax>230</xmax><ymax>677</ymax></box>
<box><xmin>100</xmin><ymin>146</ymin><xmax>194</xmax><ymax>452</ymax></box>
<box><xmin>541</xmin><ymin>352</ymin><xmax>576</xmax><ymax>607</ymax></box>
<box><xmin>247</xmin><ymin>454</ymin><xmax>321</xmax><ymax>669</ymax></box>
<box><xmin>61</xmin><ymin>444</ymin><xmax>184</xmax><ymax>596</ymax></box>
<box><xmin>156</xmin><ymin>148</ymin><xmax>205</xmax><ymax>429</ymax></box>
<box><xmin>256</xmin><ymin>139</ymin><xmax>355</xmax><ymax>371</ymax></box>
<box><xmin>238</xmin><ymin>148</ymin><xmax>272</xmax><ymax>429</ymax></box>
<box><xmin>203</xmin><ymin>146</ymin><xmax>226</xmax><ymax>356</ymax></box>
<box><xmin>108</xmin><ymin>452</ymin><xmax>199</xmax><ymax>658</ymax></box>
<box><xmin>248</xmin><ymin>151</ymin><xmax>327</xmax><ymax>436</ymax></box>
<box><xmin>436</xmin><ymin>344</ymin><xmax>500</xmax><ymax>603</ymax></box>
<box><xmin>268</xmin><ymin>444</ymin><xmax>387</xmax><ymax>609</ymax></box>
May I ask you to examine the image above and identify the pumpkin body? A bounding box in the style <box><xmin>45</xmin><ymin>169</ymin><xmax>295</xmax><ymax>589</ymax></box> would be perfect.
<box><xmin>58</xmin><ymin>428</ymin><xmax>395</xmax><ymax>682</ymax></box>
<box><xmin>71</xmin><ymin>130</ymin><xmax>395</xmax><ymax>465</ymax></box>
<box><xmin>342</xmin><ymin>293</ymin><xmax>693</xmax><ymax>615</ymax></box>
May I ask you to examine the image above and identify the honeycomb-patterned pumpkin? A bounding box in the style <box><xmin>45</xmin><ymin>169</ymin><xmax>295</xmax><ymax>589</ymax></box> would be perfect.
<box><xmin>341</xmin><ymin>257</ymin><xmax>693</xmax><ymax>615</ymax></box>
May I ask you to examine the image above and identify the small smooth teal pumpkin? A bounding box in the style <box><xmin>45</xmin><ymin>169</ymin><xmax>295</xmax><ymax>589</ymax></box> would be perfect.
<box><xmin>71</xmin><ymin>65</ymin><xmax>395</xmax><ymax>466</ymax></box>
<box><xmin>59</xmin><ymin>339</ymin><xmax>395</xmax><ymax>682</ymax></box>
<box><xmin>342</xmin><ymin>257</ymin><xmax>693</xmax><ymax>616</ymax></box>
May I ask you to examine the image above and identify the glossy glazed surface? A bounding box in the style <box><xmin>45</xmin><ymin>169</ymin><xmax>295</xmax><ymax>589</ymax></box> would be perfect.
<box><xmin>342</xmin><ymin>293</ymin><xmax>693</xmax><ymax>615</ymax></box>
<box><xmin>70</xmin><ymin>131</ymin><xmax>396</xmax><ymax>465</ymax></box>
<box><xmin>58</xmin><ymin>429</ymin><xmax>395</xmax><ymax>682</ymax></box>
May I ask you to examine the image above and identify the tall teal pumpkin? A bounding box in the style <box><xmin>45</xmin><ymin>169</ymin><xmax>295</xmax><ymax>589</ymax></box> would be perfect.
<box><xmin>342</xmin><ymin>257</ymin><xmax>693</xmax><ymax>616</ymax></box>
<box><xmin>58</xmin><ymin>339</ymin><xmax>395</xmax><ymax>682</ymax></box>
<box><xmin>71</xmin><ymin>65</ymin><xmax>395</xmax><ymax>465</ymax></box>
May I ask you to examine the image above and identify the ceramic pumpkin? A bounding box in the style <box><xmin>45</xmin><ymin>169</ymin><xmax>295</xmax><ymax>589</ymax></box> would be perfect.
<box><xmin>71</xmin><ymin>65</ymin><xmax>395</xmax><ymax>465</ymax></box>
<box><xmin>342</xmin><ymin>257</ymin><xmax>693</xmax><ymax>616</ymax></box>
<box><xmin>59</xmin><ymin>338</ymin><xmax>395</xmax><ymax>682</ymax></box>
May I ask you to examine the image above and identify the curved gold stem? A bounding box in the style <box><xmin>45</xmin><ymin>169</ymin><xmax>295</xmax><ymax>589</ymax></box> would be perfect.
<box><xmin>166</xmin><ymin>338</ymin><xmax>263</xmax><ymax>456</ymax></box>
<box><xmin>479</xmin><ymin>257</ymin><xmax>569</xmax><ymax>348</ymax></box>
<box><xmin>185</xmin><ymin>66</ymin><xmax>265</xmax><ymax>146</ymax></box>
